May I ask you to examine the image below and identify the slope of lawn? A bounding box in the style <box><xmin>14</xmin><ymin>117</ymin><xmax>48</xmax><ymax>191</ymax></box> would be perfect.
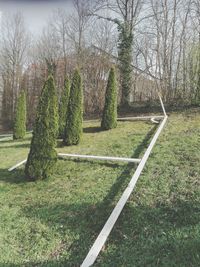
<box><xmin>97</xmin><ymin>109</ymin><xmax>200</xmax><ymax>267</ymax></box>
<box><xmin>0</xmin><ymin>110</ymin><xmax>199</xmax><ymax>267</ymax></box>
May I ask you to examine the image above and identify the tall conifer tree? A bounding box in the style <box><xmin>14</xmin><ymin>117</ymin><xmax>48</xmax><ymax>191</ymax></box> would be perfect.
<box><xmin>25</xmin><ymin>75</ymin><xmax>58</xmax><ymax>181</ymax></box>
<box><xmin>63</xmin><ymin>69</ymin><xmax>83</xmax><ymax>145</ymax></box>
<box><xmin>101</xmin><ymin>67</ymin><xmax>118</xmax><ymax>130</ymax></box>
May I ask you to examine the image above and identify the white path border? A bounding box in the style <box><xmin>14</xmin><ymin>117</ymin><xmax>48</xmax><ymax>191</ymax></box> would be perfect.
<box><xmin>151</xmin><ymin>118</ymin><xmax>160</xmax><ymax>124</ymax></box>
<box><xmin>0</xmin><ymin>133</ymin><xmax>12</xmax><ymax>137</ymax></box>
<box><xmin>8</xmin><ymin>153</ymin><xmax>141</xmax><ymax>172</ymax></box>
<box><xmin>117</xmin><ymin>115</ymin><xmax>164</xmax><ymax>121</ymax></box>
<box><xmin>8</xmin><ymin>159</ymin><xmax>27</xmax><ymax>171</ymax></box>
<box><xmin>0</xmin><ymin>131</ymin><xmax>32</xmax><ymax>142</ymax></box>
<box><xmin>0</xmin><ymin>136</ymin><xmax>12</xmax><ymax>142</ymax></box>
<box><xmin>58</xmin><ymin>153</ymin><xmax>141</xmax><ymax>163</ymax></box>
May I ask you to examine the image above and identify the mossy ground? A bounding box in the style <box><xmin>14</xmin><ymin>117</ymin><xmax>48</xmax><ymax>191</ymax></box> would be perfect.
<box><xmin>0</xmin><ymin>110</ymin><xmax>199</xmax><ymax>266</ymax></box>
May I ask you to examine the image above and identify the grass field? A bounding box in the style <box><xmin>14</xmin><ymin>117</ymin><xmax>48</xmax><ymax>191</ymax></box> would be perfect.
<box><xmin>0</xmin><ymin>110</ymin><xmax>200</xmax><ymax>267</ymax></box>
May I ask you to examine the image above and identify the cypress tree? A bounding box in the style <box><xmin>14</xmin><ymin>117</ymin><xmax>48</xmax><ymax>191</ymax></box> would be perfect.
<box><xmin>58</xmin><ymin>78</ymin><xmax>70</xmax><ymax>138</ymax></box>
<box><xmin>25</xmin><ymin>75</ymin><xmax>58</xmax><ymax>181</ymax></box>
<box><xmin>101</xmin><ymin>67</ymin><xmax>118</xmax><ymax>130</ymax></box>
<box><xmin>13</xmin><ymin>90</ymin><xmax>26</xmax><ymax>140</ymax></box>
<box><xmin>63</xmin><ymin>69</ymin><xmax>83</xmax><ymax>146</ymax></box>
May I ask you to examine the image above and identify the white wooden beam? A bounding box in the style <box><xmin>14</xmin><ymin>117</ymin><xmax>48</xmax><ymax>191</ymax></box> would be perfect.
<box><xmin>0</xmin><ymin>131</ymin><xmax>32</xmax><ymax>142</ymax></box>
<box><xmin>58</xmin><ymin>153</ymin><xmax>141</xmax><ymax>163</ymax></box>
<box><xmin>8</xmin><ymin>159</ymin><xmax>27</xmax><ymax>172</ymax></box>
<box><xmin>117</xmin><ymin>115</ymin><xmax>164</xmax><ymax>121</ymax></box>
<box><xmin>8</xmin><ymin>154</ymin><xmax>141</xmax><ymax>172</ymax></box>
<box><xmin>159</xmin><ymin>95</ymin><xmax>167</xmax><ymax>116</ymax></box>
<box><xmin>151</xmin><ymin>118</ymin><xmax>160</xmax><ymax>124</ymax></box>
<box><xmin>81</xmin><ymin>115</ymin><xmax>168</xmax><ymax>267</ymax></box>
<box><xmin>0</xmin><ymin>134</ymin><xmax>12</xmax><ymax>137</ymax></box>
<box><xmin>0</xmin><ymin>136</ymin><xmax>12</xmax><ymax>142</ymax></box>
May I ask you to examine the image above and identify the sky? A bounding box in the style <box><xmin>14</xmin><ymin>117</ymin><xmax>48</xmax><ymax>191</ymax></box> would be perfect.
<box><xmin>0</xmin><ymin>0</ymin><xmax>73</xmax><ymax>35</ymax></box>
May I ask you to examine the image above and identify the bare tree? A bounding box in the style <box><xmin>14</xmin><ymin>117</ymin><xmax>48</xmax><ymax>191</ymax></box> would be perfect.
<box><xmin>65</xmin><ymin>0</ymin><xmax>92</xmax><ymax>67</ymax></box>
<box><xmin>0</xmin><ymin>12</ymin><xmax>30</xmax><ymax>127</ymax></box>
<box><xmin>49</xmin><ymin>9</ymin><xmax>70</xmax><ymax>76</ymax></box>
<box><xmin>36</xmin><ymin>23</ymin><xmax>61</xmax><ymax>75</ymax></box>
<box><xmin>139</xmin><ymin>0</ymin><xmax>192</xmax><ymax>103</ymax></box>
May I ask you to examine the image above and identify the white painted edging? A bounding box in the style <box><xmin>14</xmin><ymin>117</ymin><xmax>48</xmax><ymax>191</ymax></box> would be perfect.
<box><xmin>151</xmin><ymin>118</ymin><xmax>159</xmax><ymax>124</ymax></box>
<box><xmin>0</xmin><ymin>136</ymin><xmax>12</xmax><ymax>141</ymax></box>
<box><xmin>117</xmin><ymin>115</ymin><xmax>164</xmax><ymax>121</ymax></box>
<box><xmin>0</xmin><ymin>131</ymin><xmax>32</xmax><ymax>142</ymax></box>
<box><xmin>159</xmin><ymin>95</ymin><xmax>167</xmax><ymax>116</ymax></box>
<box><xmin>8</xmin><ymin>154</ymin><xmax>141</xmax><ymax>172</ymax></box>
<box><xmin>0</xmin><ymin>134</ymin><xmax>12</xmax><ymax>137</ymax></box>
<box><xmin>81</xmin><ymin>115</ymin><xmax>168</xmax><ymax>267</ymax></box>
<box><xmin>58</xmin><ymin>153</ymin><xmax>141</xmax><ymax>163</ymax></box>
<box><xmin>8</xmin><ymin>159</ymin><xmax>27</xmax><ymax>172</ymax></box>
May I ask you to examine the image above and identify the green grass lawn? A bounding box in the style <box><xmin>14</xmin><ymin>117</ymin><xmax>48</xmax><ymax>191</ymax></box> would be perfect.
<box><xmin>0</xmin><ymin>110</ymin><xmax>200</xmax><ymax>267</ymax></box>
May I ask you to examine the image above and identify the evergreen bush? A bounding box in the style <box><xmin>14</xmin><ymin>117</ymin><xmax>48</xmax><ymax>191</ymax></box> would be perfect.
<box><xmin>63</xmin><ymin>69</ymin><xmax>83</xmax><ymax>145</ymax></box>
<box><xmin>101</xmin><ymin>67</ymin><xmax>118</xmax><ymax>130</ymax></box>
<box><xmin>58</xmin><ymin>78</ymin><xmax>70</xmax><ymax>138</ymax></box>
<box><xmin>13</xmin><ymin>90</ymin><xmax>26</xmax><ymax>140</ymax></box>
<box><xmin>25</xmin><ymin>75</ymin><xmax>58</xmax><ymax>181</ymax></box>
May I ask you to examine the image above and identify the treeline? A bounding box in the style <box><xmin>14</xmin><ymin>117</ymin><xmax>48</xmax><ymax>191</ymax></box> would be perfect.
<box><xmin>0</xmin><ymin>0</ymin><xmax>200</xmax><ymax>130</ymax></box>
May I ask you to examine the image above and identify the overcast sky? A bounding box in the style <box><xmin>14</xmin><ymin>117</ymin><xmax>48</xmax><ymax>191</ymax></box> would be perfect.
<box><xmin>0</xmin><ymin>0</ymin><xmax>73</xmax><ymax>35</ymax></box>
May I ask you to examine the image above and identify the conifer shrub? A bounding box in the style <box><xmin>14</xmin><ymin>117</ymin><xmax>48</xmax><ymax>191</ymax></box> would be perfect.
<box><xmin>63</xmin><ymin>69</ymin><xmax>83</xmax><ymax>145</ymax></box>
<box><xmin>13</xmin><ymin>90</ymin><xmax>26</xmax><ymax>140</ymax></box>
<box><xmin>101</xmin><ymin>67</ymin><xmax>118</xmax><ymax>130</ymax></box>
<box><xmin>58</xmin><ymin>78</ymin><xmax>70</xmax><ymax>138</ymax></box>
<box><xmin>25</xmin><ymin>75</ymin><xmax>58</xmax><ymax>181</ymax></box>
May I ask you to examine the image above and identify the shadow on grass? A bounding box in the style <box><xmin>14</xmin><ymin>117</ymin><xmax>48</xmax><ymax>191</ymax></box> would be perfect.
<box><xmin>0</xmin><ymin>168</ymin><xmax>27</xmax><ymax>184</ymax></box>
<box><xmin>0</xmin><ymin>136</ymin><xmax>31</xmax><ymax>146</ymax></box>
<box><xmin>3</xmin><ymin>199</ymin><xmax>199</xmax><ymax>267</ymax></box>
<box><xmin>0</xmin><ymin>143</ymin><xmax>30</xmax><ymax>149</ymax></box>
<box><xmin>56</xmin><ymin>127</ymin><xmax>102</xmax><ymax>148</ymax></box>
<box><xmin>59</xmin><ymin>157</ymin><xmax>121</xmax><ymax>169</ymax></box>
<box><xmin>95</xmin><ymin>200</ymin><xmax>200</xmax><ymax>267</ymax></box>
<box><xmin>57</xmin><ymin>139</ymin><xmax>64</xmax><ymax>148</ymax></box>
<box><xmin>83</xmin><ymin>126</ymin><xmax>102</xmax><ymax>133</ymax></box>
